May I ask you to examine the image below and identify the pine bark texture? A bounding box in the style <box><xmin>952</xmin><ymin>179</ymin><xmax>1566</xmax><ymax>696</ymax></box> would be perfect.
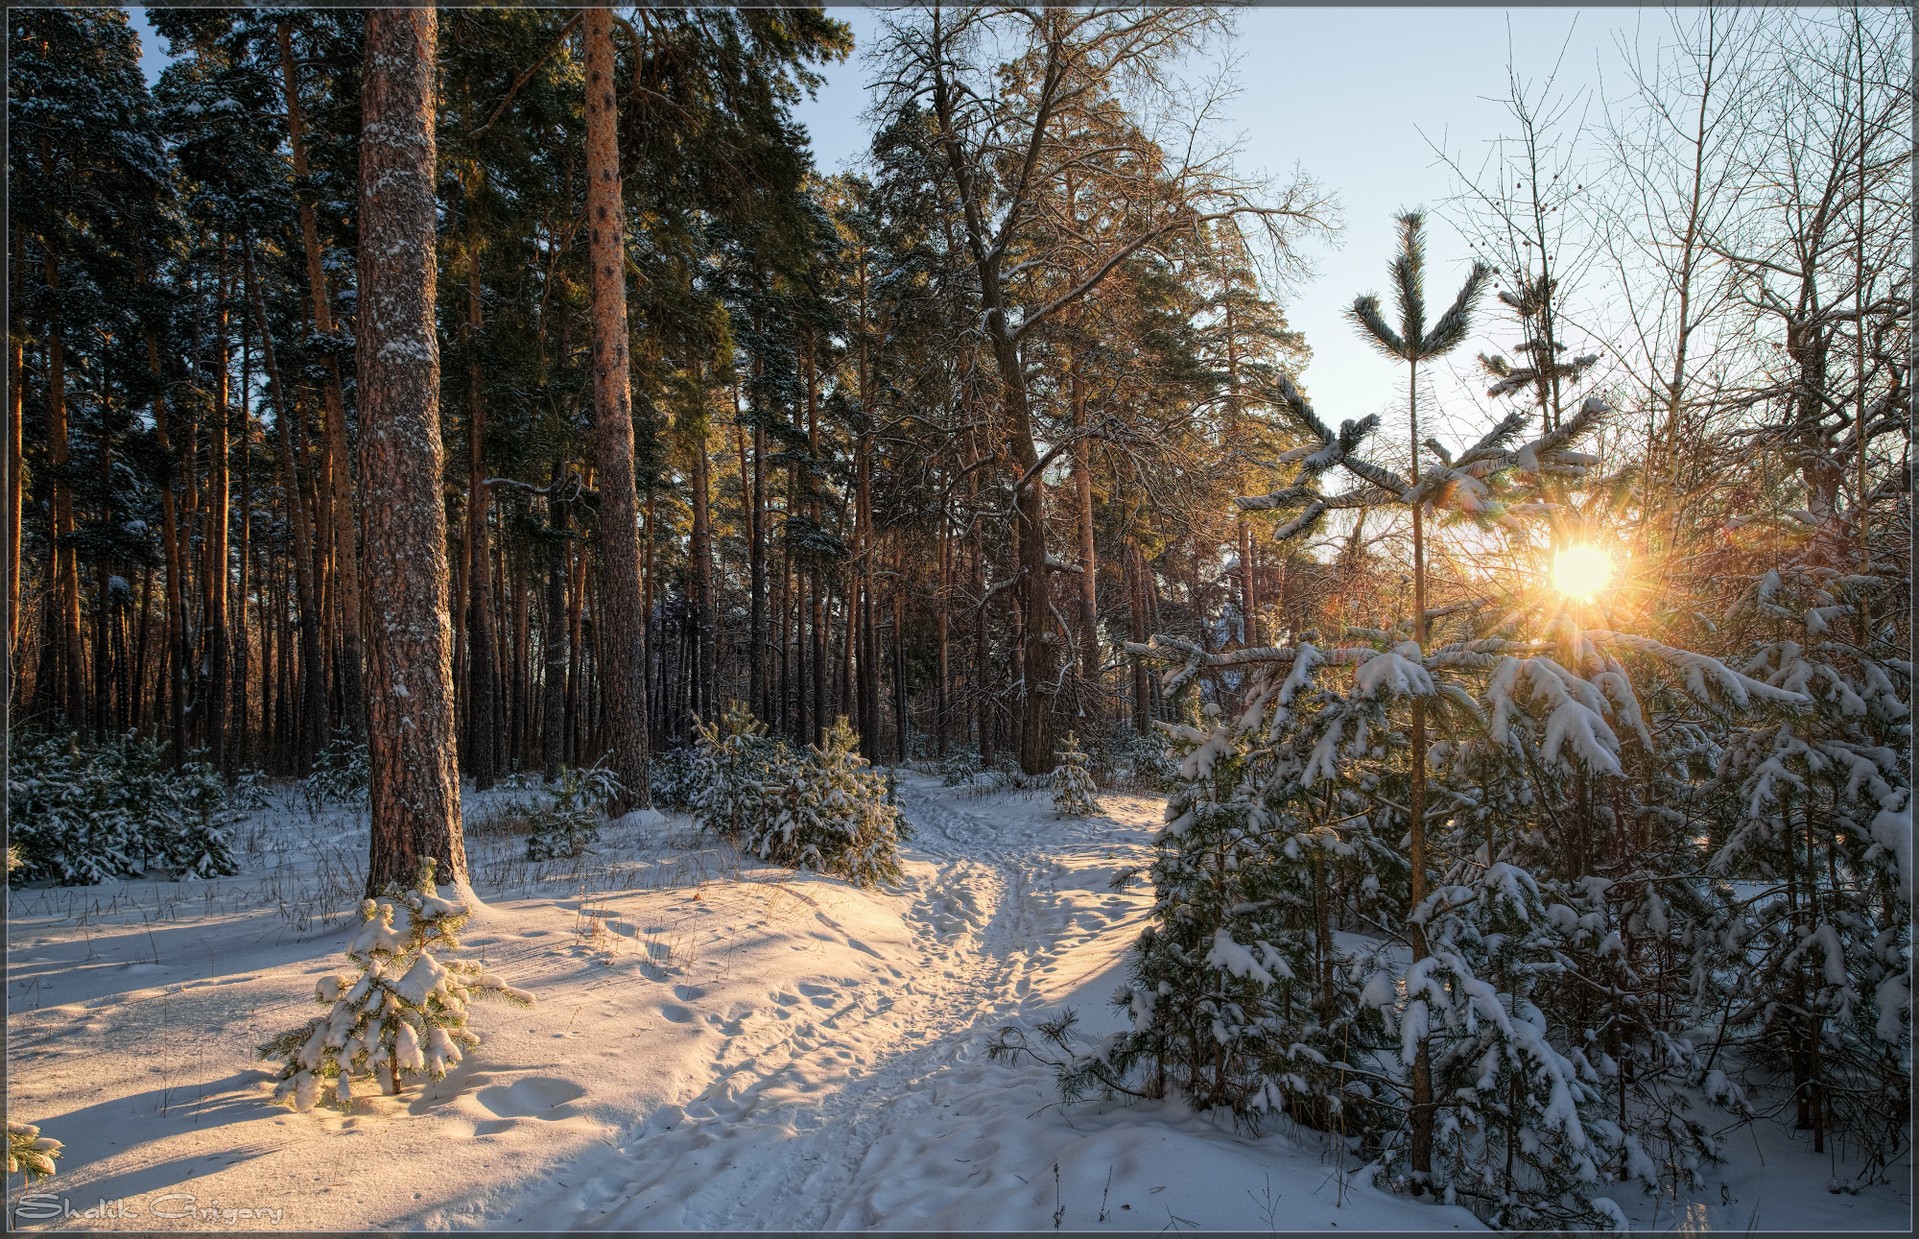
<box><xmin>584</xmin><ymin>8</ymin><xmax>651</xmax><ymax>814</ymax></box>
<box><xmin>357</xmin><ymin>6</ymin><xmax>468</xmax><ymax>896</ymax></box>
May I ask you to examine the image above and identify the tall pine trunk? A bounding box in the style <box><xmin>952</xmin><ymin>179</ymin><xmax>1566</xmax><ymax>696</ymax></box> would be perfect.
<box><xmin>1069</xmin><ymin>350</ymin><xmax>1099</xmax><ymax>696</ymax></box>
<box><xmin>357</xmin><ymin>5</ymin><xmax>467</xmax><ymax>895</ymax></box>
<box><xmin>201</xmin><ymin>239</ymin><xmax>232</xmax><ymax>768</ymax></box>
<box><xmin>583</xmin><ymin>8</ymin><xmax>650</xmax><ymax>813</ymax></box>
<box><xmin>542</xmin><ymin>466</ymin><xmax>569</xmax><ymax>778</ymax></box>
<box><xmin>244</xmin><ymin>240</ymin><xmax>326</xmax><ymax>771</ymax></box>
<box><xmin>6</xmin><ymin>231</ymin><xmax>23</xmax><ymax>697</ymax></box>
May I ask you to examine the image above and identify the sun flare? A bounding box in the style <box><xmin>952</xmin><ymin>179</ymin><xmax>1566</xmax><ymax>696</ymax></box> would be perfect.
<box><xmin>1551</xmin><ymin>543</ymin><xmax>1615</xmax><ymax>602</ymax></box>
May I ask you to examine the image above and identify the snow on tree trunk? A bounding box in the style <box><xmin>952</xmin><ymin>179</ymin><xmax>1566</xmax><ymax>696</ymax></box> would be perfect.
<box><xmin>357</xmin><ymin>6</ymin><xmax>468</xmax><ymax>897</ymax></box>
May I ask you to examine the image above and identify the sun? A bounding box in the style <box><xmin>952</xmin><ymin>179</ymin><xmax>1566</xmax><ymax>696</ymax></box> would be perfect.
<box><xmin>1551</xmin><ymin>543</ymin><xmax>1615</xmax><ymax>602</ymax></box>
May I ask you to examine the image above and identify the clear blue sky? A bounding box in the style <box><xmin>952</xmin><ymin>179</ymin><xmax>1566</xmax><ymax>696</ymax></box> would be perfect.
<box><xmin>131</xmin><ymin>3</ymin><xmax>1635</xmax><ymax>446</ymax></box>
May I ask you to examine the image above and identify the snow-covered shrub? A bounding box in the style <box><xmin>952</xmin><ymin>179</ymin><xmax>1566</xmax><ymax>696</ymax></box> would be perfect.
<box><xmin>938</xmin><ymin>748</ymin><xmax>986</xmax><ymax>787</ymax></box>
<box><xmin>690</xmin><ymin>707</ymin><xmax>904</xmax><ymax>887</ymax></box>
<box><xmin>260</xmin><ymin>859</ymin><xmax>532</xmax><ymax>1111</ymax></box>
<box><xmin>525</xmin><ymin>766</ymin><xmax>618</xmax><ymax>861</ymax></box>
<box><xmin>6</xmin><ymin>1122</ymin><xmax>62</xmax><ymax>1184</ymax></box>
<box><xmin>1051</xmin><ymin>732</ymin><xmax>1099</xmax><ymax>816</ymax></box>
<box><xmin>1103</xmin><ymin>729</ymin><xmax>1179</xmax><ymax>792</ymax></box>
<box><xmin>1706</xmin><ymin>563</ymin><xmax>1911</xmax><ymax>1172</ymax></box>
<box><xmin>6</xmin><ymin>730</ymin><xmax>240</xmax><ymax>885</ymax></box>
<box><xmin>301</xmin><ymin>728</ymin><xmax>370</xmax><ymax>813</ymax></box>
<box><xmin>647</xmin><ymin>747</ymin><xmax>702</xmax><ymax>811</ymax></box>
<box><xmin>1396</xmin><ymin>863</ymin><xmax>1626</xmax><ymax>1229</ymax></box>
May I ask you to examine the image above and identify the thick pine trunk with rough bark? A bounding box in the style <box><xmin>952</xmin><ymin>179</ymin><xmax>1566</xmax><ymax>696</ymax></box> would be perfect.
<box><xmin>583</xmin><ymin>8</ymin><xmax>651</xmax><ymax>814</ymax></box>
<box><xmin>357</xmin><ymin>6</ymin><xmax>467</xmax><ymax>896</ymax></box>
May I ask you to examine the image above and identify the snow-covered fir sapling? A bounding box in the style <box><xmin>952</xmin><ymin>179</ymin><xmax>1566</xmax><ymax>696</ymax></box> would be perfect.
<box><xmin>691</xmin><ymin>708</ymin><xmax>905</xmax><ymax>887</ymax></box>
<box><xmin>6</xmin><ymin>730</ymin><xmax>240</xmax><ymax>885</ymax></box>
<box><xmin>262</xmin><ymin>859</ymin><xmax>532</xmax><ymax>1110</ymax></box>
<box><xmin>6</xmin><ymin>1122</ymin><xmax>62</xmax><ymax>1184</ymax></box>
<box><xmin>1051</xmin><ymin>732</ymin><xmax>1099</xmax><ymax>816</ymax></box>
<box><xmin>689</xmin><ymin>703</ymin><xmax>789</xmax><ymax>839</ymax></box>
<box><xmin>526</xmin><ymin>766</ymin><xmax>620</xmax><ymax>861</ymax></box>
<box><xmin>1708</xmin><ymin>559</ymin><xmax>1911</xmax><ymax>1171</ymax></box>
<box><xmin>301</xmin><ymin>728</ymin><xmax>371</xmax><ymax>815</ymax></box>
<box><xmin>767</xmin><ymin>718</ymin><xmax>905</xmax><ymax>887</ymax></box>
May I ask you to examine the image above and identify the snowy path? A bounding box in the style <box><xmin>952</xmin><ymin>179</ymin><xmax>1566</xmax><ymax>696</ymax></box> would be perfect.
<box><xmin>21</xmin><ymin>775</ymin><xmax>1894</xmax><ymax>1231</ymax></box>
<box><xmin>494</xmin><ymin>775</ymin><xmax>1161</xmax><ymax>1230</ymax></box>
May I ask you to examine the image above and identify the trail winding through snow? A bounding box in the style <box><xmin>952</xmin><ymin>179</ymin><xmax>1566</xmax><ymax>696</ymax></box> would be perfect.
<box><xmin>499</xmin><ymin>773</ymin><xmax>1157</xmax><ymax>1231</ymax></box>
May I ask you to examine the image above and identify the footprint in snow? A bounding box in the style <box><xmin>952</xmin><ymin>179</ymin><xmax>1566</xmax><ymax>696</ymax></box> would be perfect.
<box><xmin>471</xmin><ymin>1075</ymin><xmax>585</xmax><ymax>1119</ymax></box>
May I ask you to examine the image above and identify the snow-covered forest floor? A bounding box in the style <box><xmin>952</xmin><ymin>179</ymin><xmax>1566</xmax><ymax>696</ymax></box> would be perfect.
<box><xmin>5</xmin><ymin>772</ymin><xmax>1909</xmax><ymax>1231</ymax></box>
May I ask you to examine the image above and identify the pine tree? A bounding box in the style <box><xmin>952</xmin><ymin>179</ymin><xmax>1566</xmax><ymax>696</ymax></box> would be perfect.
<box><xmin>581</xmin><ymin>8</ymin><xmax>651</xmax><ymax>816</ymax></box>
<box><xmin>6</xmin><ymin>1122</ymin><xmax>62</xmax><ymax>1184</ymax></box>
<box><xmin>262</xmin><ymin>860</ymin><xmax>531</xmax><ymax>1111</ymax></box>
<box><xmin>1709</xmin><ymin>559</ymin><xmax>1911</xmax><ymax>1170</ymax></box>
<box><xmin>525</xmin><ymin>766</ymin><xmax>619</xmax><ymax>862</ymax></box>
<box><xmin>1341</xmin><ymin>210</ymin><xmax>1492</xmax><ymax>1186</ymax></box>
<box><xmin>1051</xmin><ymin>731</ymin><xmax>1099</xmax><ymax>816</ymax></box>
<box><xmin>357</xmin><ymin>8</ymin><xmax>467</xmax><ymax>896</ymax></box>
<box><xmin>690</xmin><ymin>708</ymin><xmax>903</xmax><ymax>887</ymax></box>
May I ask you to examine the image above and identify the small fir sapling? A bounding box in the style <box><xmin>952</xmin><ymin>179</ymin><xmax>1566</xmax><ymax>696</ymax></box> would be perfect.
<box><xmin>1051</xmin><ymin>732</ymin><xmax>1099</xmax><ymax>816</ymax></box>
<box><xmin>526</xmin><ymin>766</ymin><xmax>619</xmax><ymax>861</ymax></box>
<box><xmin>6</xmin><ymin>730</ymin><xmax>240</xmax><ymax>886</ymax></box>
<box><xmin>1708</xmin><ymin>561</ymin><xmax>1912</xmax><ymax>1167</ymax></box>
<box><xmin>691</xmin><ymin>708</ymin><xmax>905</xmax><ymax>887</ymax></box>
<box><xmin>689</xmin><ymin>703</ymin><xmax>789</xmax><ymax>839</ymax></box>
<box><xmin>6</xmin><ymin>1122</ymin><xmax>62</xmax><ymax>1184</ymax></box>
<box><xmin>262</xmin><ymin>859</ymin><xmax>531</xmax><ymax>1110</ymax></box>
<box><xmin>760</xmin><ymin>718</ymin><xmax>906</xmax><ymax>887</ymax></box>
<box><xmin>301</xmin><ymin>728</ymin><xmax>372</xmax><ymax>814</ymax></box>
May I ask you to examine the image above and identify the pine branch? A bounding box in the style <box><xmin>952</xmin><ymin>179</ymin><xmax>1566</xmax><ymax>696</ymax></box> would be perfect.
<box><xmin>1418</xmin><ymin>261</ymin><xmax>1493</xmax><ymax>356</ymax></box>
<box><xmin>1348</xmin><ymin>294</ymin><xmax>1407</xmax><ymax>360</ymax></box>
